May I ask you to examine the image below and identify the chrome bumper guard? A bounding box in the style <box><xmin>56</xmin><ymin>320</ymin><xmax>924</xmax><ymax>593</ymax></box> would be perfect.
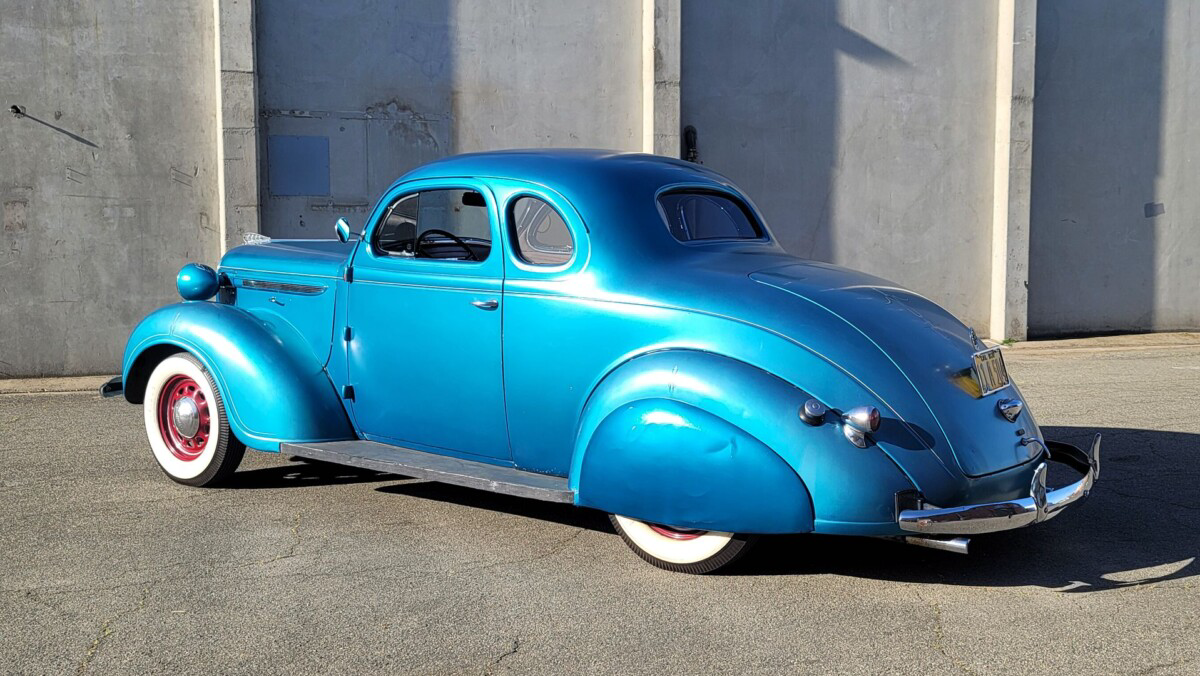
<box><xmin>898</xmin><ymin>434</ymin><xmax>1101</xmax><ymax>536</ymax></box>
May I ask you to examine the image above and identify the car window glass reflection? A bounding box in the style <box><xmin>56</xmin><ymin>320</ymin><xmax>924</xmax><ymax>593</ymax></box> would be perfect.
<box><xmin>375</xmin><ymin>189</ymin><xmax>491</xmax><ymax>262</ymax></box>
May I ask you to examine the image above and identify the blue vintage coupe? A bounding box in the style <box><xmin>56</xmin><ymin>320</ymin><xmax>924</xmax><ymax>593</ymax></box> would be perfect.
<box><xmin>104</xmin><ymin>150</ymin><xmax>1100</xmax><ymax>573</ymax></box>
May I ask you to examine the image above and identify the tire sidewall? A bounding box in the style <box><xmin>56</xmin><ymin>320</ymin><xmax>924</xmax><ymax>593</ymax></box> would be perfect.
<box><xmin>613</xmin><ymin>515</ymin><xmax>734</xmax><ymax>564</ymax></box>
<box><xmin>611</xmin><ymin>515</ymin><xmax>753</xmax><ymax>573</ymax></box>
<box><xmin>143</xmin><ymin>354</ymin><xmax>229</xmax><ymax>484</ymax></box>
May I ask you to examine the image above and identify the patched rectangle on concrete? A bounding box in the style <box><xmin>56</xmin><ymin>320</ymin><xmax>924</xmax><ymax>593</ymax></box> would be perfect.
<box><xmin>267</xmin><ymin>135</ymin><xmax>330</xmax><ymax>197</ymax></box>
<box><xmin>4</xmin><ymin>199</ymin><xmax>27</xmax><ymax>232</ymax></box>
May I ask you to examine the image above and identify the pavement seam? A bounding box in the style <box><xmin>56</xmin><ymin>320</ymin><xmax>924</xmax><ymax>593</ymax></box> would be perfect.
<box><xmin>915</xmin><ymin>589</ymin><xmax>976</xmax><ymax>676</ymax></box>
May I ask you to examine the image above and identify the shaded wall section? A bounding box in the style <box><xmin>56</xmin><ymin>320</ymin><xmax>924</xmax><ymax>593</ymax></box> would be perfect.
<box><xmin>0</xmin><ymin>2</ymin><xmax>219</xmax><ymax>377</ymax></box>
<box><xmin>256</xmin><ymin>0</ymin><xmax>642</xmax><ymax>239</ymax></box>
<box><xmin>1029</xmin><ymin>1</ymin><xmax>1197</xmax><ymax>335</ymax></box>
<box><xmin>680</xmin><ymin>1</ymin><xmax>999</xmax><ymax>331</ymax></box>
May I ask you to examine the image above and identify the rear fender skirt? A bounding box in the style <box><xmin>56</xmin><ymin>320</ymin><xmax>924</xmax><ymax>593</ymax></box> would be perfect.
<box><xmin>570</xmin><ymin>350</ymin><xmax>916</xmax><ymax>533</ymax></box>
<box><xmin>121</xmin><ymin>302</ymin><xmax>354</xmax><ymax>451</ymax></box>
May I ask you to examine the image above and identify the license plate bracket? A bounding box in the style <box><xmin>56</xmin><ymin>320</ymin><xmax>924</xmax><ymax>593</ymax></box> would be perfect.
<box><xmin>972</xmin><ymin>347</ymin><xmax>1011</xmax><ymax>396</ymax></box>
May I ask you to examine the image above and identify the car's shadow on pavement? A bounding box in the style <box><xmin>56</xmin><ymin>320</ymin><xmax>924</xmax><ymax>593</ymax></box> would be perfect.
<box><xmin>376</xmin><ymin>481</ymin><xmax>615</xmax><ymax>533</ymax></box>
<box><xmin>255</xmin><ymin>427</ymin><xmax>1198</xmax><ymax>590</ymax></box>
<box><xmin>226</xmin><ymin>457</ymin><xmax>396</xmax><ymax>489</ymax></box>
<box><xmin>738</xmin><ymin>426</ymin><xmax>1200</xmax><ymax>590</ymax></box>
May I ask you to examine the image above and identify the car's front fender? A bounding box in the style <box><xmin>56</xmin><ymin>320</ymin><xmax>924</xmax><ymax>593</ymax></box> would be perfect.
<box><xmin>121</xmin><ymin>302</ymin><xmax>354</xmax><ymax>450</ymax></box>
<box><xmin>570</xmin><ymin>350</ymin><xmax>917</xmax><ymax>534</ymax></box>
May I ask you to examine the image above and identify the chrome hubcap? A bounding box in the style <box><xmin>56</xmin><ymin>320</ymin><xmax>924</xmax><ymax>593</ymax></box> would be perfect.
<box><xmin>172</xmin><ymin>396</ymin><xmax>201</xmax><ymax>438</ymax></box>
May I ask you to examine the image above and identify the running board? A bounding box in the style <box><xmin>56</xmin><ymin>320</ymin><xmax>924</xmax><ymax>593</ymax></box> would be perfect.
<box><xmin>281</xmin><ymin>440</ymin><xmax>574</xmax><ymax>503</ymax></box>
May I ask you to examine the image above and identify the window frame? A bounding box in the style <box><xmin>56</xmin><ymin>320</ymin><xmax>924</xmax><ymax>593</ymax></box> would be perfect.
<box><xmin>654</xmin><ymin>186</ymin><xmax>770</xmax><ymax>245</ymax></box>
<box><xmin>368</xmin><ymin>186</ymin><xmax>495</xmax><ymax>265</ymax></box>
<box><xmin>506</xmin><ymin>194</ymin><xmax>577</xmax><ymax>268</ymax></box>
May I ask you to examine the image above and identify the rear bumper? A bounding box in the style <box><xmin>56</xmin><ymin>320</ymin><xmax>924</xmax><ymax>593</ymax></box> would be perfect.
<box><xmin>99</xmin><ymin>376</ymin><xmax>124</xmax><ymax>398</ymax></box>
<box><xmin>897</xmin><ymin>434</ymin><xmax>1101</xmax><ymax>535</ymax></box>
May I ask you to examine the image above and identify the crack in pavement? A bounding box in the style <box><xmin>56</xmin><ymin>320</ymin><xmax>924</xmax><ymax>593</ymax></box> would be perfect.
<box><xmin>254</xmin><ymin>512</ymin><xmax>304</xmax><ymax>566</ymax></box>
<box><xmin>76</xmin><ymin>585</ymin><xmax>152</xmax><ymax>675</ymax></box>
<box><xmin>1134</xmin><ymin>657</ymin><xmax>1194</xmax><ymax>675</ymax></box>
<box><xmin>484</xmin><ymin>637</ymin><xmax>520</xmax><ymax>674</ymax></box>
<box><xmin>455</xmin><ymin>527</ymin><xmax>586</xmax><ymax>575</ymax></box>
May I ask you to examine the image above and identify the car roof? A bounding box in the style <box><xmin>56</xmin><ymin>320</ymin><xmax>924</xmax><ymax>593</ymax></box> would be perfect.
<box><xmin>395</xmin><ymin>148</ymin><xmax>735</xmax><ymax>197</ymax></box>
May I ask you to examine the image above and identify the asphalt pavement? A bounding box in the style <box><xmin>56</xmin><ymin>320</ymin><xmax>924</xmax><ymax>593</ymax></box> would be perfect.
<box><xmin>2</xmin><ymin>336</ymin><xmax>1198</xmax><ymax>674</ymax></box>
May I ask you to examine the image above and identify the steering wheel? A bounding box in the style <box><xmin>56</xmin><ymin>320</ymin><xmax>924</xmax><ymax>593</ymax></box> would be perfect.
<box><xmin>415</xmin><ymin>228</ymin><xmax>478</xmax><ymax>261</ymax></box>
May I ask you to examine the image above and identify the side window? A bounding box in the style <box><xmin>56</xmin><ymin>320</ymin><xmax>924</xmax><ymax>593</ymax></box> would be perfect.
<box><xmin>374</xmin><ymin>189</ymin><xmax>491</xmax><ymax>262</ymax></box>
<box><xmin>509</xmin><ymin>196</ymin><xmax>574</xmax><ymax>266</ymax></box>
<box><xmin>657</xmin><ymin>191</ymin><xmax>763</xmax><ymax>242</ymax></box>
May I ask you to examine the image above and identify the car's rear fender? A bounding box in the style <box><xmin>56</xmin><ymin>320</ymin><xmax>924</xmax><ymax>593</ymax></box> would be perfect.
<box><xmin>570</xmin><ymin>350</ymin><xmax>917</xmax><ymax>534</ymax></box>
<box><xmin>121</xmin><ymin>302</ymin><xmax>354</xmax><ymax>451</ymax></box>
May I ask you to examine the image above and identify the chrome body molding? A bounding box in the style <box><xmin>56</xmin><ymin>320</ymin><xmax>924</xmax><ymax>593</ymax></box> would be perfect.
<box><xmin>898</xmin><ymin>434</ymin><xmax>1101</xmax><ymax>535</ymax></box>
<box><xmin>241</xmin><ymin>279</ymin><xmax>327</xmax><ymax>295</ymax></box>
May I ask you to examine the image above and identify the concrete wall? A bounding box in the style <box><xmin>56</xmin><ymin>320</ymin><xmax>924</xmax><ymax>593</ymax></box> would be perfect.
<box><xmin>256</xmin><ymin>0</ymin><xmax>642</xmax><ymax>238</ymax></box>
<box><xmin>4</xmin><ymin>0</ymin><xmax>1199</xmax><ymax>377</ymax></box>
<box><xmin>1028</xmin><ymin>1</ymin><xmax>1200</xmax><ymax>335</ymax></box>
<box><xmin>0</xmin><ymin>1</ymin><xmax>219</xmax><ymax>377</ymax></box>
<box><xmin>680</xmin><ymin>1</ymin><xmax>1000</xmax><ymax>332</ymax></box>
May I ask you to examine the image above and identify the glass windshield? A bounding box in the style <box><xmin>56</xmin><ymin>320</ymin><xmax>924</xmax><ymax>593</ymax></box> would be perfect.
<box><xmin>658</xmin><ymin>191</ymin><xmax>763</xmax><ymax>242</ymax></box>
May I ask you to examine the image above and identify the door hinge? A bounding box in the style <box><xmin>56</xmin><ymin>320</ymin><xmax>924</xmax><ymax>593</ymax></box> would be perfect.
<box><xmin>342</xmin><ymin>385</ymin><xmax>355</xmax><ymax>400</ymax></box>
<box><xmin>343</xmin><ymin>326</ymin><xmax>352</xmax><ymax>341</ymax></box>
<box><xmin>343</xmin><ymin>266</ymin><xmax>353</xmax><ymax>283</ymax></box>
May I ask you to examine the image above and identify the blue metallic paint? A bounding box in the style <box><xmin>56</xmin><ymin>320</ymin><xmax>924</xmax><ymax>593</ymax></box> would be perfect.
<box><xmin>176</xmin><ymin>263</ymin><xmax>219</xmax><ymax>301</ymax></box>
<box><xmin>570</xmin><ymin>350</ymin><xmax>916</xmax><ymax>534</ymax></box>
<box><xmin>121</xmin><ymin>302</ymin><xmax>353</xmax><ymax>450</ymax></box>
<box><xmin>578</xmin><ymin>398</ymin><xmax>814</xmax><ymax>534</ymax></box>
<box><xmin>344</xmin><ymin>179</ymin><xmax>509</xmax><ymax>459</ymax></box>
<box><xmin>119</xmin><ymin>149</ymin><xmax>1052</xmax><ymax>537</ymax></box>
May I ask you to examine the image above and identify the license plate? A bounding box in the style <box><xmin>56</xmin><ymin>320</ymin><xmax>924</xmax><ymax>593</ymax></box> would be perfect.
<box><xmin>972</xmin><ymin>347</ymin><xmax>1011</xmax><ymax>396</ymax></box>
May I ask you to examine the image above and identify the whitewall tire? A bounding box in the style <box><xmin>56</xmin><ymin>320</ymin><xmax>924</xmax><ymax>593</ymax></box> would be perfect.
<box><xmin>610</xmin><ymin>515</ymin><xmax>755</xmax><ymax>574</ymax></box>
<box><xmin>142</xmin><ymin>353</ymin><xmax>245</xmax><ymax>486</ymax></box>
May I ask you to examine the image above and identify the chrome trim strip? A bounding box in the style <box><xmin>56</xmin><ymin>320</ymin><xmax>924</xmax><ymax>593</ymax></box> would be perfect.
<box><xmin>220</xmin><ymin>266</ymin><xmax>341</xmax><ymax>280</ymax></box>
<box><xmin>898</xmin><ymin>434</ymin><xmax>1100</xmax><ymax>535</ymax></box>
<box><xmin>241</xmin><ymin>279</ymin><xmax>327</xmax><ymax>295</ymax></box>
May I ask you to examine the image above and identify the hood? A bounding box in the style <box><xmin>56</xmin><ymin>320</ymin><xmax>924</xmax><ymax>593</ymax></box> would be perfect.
<box><xmin>219</xmin><ymin>239</ymin><xmax>353</xmax><ymax>279</ymax></box>
<box><xmin>748</xmin><ymin>261</ymin><xmax>1038</xmax><ymax>479</ymax></box>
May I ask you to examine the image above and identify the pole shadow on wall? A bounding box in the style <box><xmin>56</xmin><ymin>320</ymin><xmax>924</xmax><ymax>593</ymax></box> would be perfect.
<box><xmin>679</xmin><ymin>0</ymin><xmax>908</xmax><ymax>263</ymax></box>
<box><xmin>1029</xmin><ymin>1</ymin><xmax>1165</xmax><ymax>336</ymax></box>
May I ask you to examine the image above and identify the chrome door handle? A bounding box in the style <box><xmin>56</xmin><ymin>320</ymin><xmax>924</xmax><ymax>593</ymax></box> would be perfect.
<box><xmin>471</xmin><ymin>299</ymin><xmax>499</xmax><ymax>311</ymax></box>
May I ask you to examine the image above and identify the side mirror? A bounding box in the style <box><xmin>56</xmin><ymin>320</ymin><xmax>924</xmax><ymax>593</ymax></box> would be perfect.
<box><xmin>335</xmin><ymin>217</ymin><xmax>352</xmax><ymax>243</ymax></box>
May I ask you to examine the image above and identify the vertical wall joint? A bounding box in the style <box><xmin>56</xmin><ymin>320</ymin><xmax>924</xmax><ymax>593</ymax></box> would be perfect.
<box><xmin>989</xmin><ymin>0</ymin><xmax>1036</xmax><ymax>341</ymax></box>
<box><xmin>642</xmin><ymin>0</ymin><xmax>681</xmax><ymax>156</ymax></box>
<box><xmin>213</xmin><ymin>0</ymin><xmax>261</xmax><ymax>251</ymax></box>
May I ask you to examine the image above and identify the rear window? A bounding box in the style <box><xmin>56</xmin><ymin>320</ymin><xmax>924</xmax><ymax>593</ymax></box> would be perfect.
<box><xmin>658</xmin><ymin>191</ymin><xmax>763</xmax><ymax>242</ymax></box>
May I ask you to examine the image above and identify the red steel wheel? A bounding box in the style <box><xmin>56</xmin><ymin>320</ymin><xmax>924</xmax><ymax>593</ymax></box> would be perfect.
<box><xmin>156</xmin><ymin>374</ymin><xmax>212</xmax><ymax>461</ymax></box>
<box><xmin>142</xmin><ymin>354</ymin><xmax>245</xmax><ymax>487</ymax></box>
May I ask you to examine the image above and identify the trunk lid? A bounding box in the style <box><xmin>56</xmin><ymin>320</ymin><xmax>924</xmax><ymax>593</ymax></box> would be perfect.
<box><xmin>750</xmin><ymin>261</ymin><xmax>1038</xmax><ymax>477</ymax></box>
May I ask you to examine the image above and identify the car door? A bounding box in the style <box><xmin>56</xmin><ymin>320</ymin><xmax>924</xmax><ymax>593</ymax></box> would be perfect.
<box><xmin>345</xmin><ymin>180</ymin><xmax>509</xmax><ymax>461</ymax></box>
<box><xmin>489</xmin><ymin>180</ymin><xmax>593</xmax><ymax>476</ymax></box>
